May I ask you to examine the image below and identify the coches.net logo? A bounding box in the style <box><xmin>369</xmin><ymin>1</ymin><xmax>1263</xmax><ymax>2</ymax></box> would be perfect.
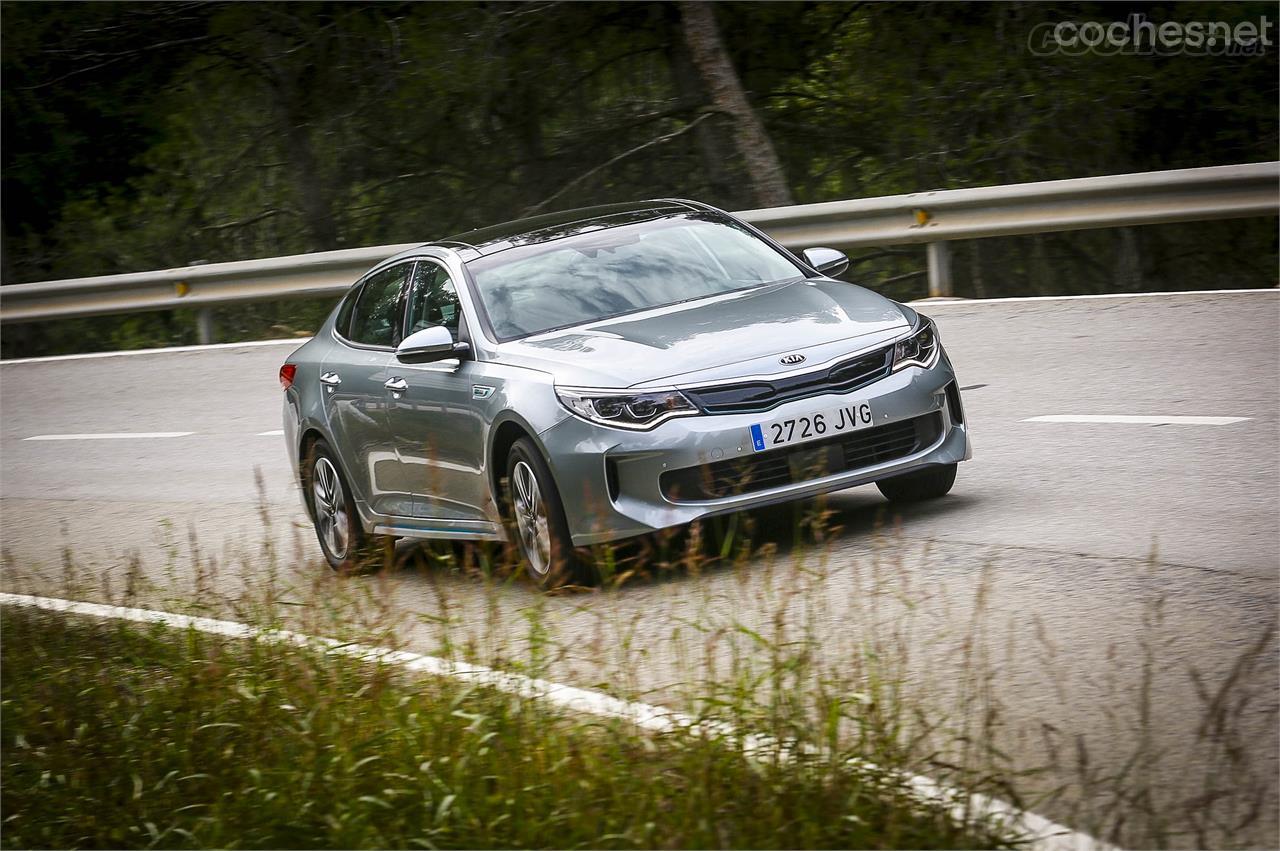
<box><xmin>1028</xmin><ymin>13</ymin><xmax>1275</xmax><ymax>56</ymax></box>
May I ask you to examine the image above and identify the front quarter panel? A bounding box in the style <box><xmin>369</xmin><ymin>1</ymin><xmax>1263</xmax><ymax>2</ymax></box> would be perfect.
<box><xmin>439</xmin><ymin>361</ymin><xmax>569</xmax><ymax>524</ymax></box>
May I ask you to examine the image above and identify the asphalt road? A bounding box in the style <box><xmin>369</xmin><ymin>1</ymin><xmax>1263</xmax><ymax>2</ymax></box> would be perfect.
<box><xmin>3</xmin><ymin>290</ymin><xmax>1277</xmax><ymax>847</ymax></box>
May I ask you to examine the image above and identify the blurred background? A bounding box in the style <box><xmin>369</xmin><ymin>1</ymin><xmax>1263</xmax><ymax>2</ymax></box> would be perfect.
<box><xmin>2</xmin><ymin>0</ymin><xmax>1276</xmax><ymax>357</ymax></box>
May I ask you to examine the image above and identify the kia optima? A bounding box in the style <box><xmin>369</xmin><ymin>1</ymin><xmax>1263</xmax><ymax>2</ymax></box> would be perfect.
<box><xmin>279</xmin><ymin>200</ymin><xmax>971</xmax><ymax>584</ymax></box>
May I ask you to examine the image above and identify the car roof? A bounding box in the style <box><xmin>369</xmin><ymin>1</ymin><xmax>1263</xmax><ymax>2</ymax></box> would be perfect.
<box><xmin>435</xmin><ymin>199</ymin><xmax>707</xmax><ymax>257</ymax></box>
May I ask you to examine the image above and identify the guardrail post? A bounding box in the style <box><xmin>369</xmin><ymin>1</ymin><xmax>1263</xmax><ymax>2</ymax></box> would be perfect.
<box><xmin>926</xmin><ymin>242</ymin><xmax>953</xmax><ymax>298</ymax></box>
<box><xmin>196</xmin><ymin>308</ymin><xmax>214</xmax><ymax>345</ymax></box>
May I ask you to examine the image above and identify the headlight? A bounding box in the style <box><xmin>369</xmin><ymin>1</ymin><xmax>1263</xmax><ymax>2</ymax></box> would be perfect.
<box><xmin>892</xmin><ymin>317</ymin><xmax>940</xmax><ymax>371</ymax></box>
<box><xmin>555</xmin><ymin>387</ymin><xmax>697</xmax><ymax>430</ymax></box>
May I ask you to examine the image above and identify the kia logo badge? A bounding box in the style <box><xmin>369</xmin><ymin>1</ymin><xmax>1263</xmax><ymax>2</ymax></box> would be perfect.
<box><xmin>779</xmin><ymin>353</ymin><xmax>806</xmax><ymax>365</ymax></box>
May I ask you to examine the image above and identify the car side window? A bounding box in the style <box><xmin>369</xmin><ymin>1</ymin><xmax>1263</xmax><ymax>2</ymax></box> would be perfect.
<box><xmin>405</xmin><ymin>261</ymin><xmax>463</xmax><ymax>338</ymax></box>
<box><xmin>349</xmin><ymin>263</ymin><xmax>411</xmax><ymax>347</ymax></box>
<box><xmin>334</xmin><ymin>283</ymin><xmax>361</xmax><ymax>337</ymax></box>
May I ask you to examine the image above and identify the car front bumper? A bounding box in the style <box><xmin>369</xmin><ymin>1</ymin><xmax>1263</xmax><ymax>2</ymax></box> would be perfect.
<box><xmin>539</xmin><ymin>351</ymin><xmax>972</xmax><ymax>546</ymax></box>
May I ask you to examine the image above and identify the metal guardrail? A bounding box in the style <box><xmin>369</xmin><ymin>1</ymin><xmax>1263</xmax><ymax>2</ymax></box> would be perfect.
<box><xmin>0</xmin><ymin>243</ymin><xmax>423</xmax><ymax>344</ymax></box>
<box><xmin>3</xmin><ymin>162</ymin><xmax>1276</xmax><ymax>343</ymax></box>
<box><xmin>739</xmin><ymin>161</ymin><xmax>1279</xmax><ymax>299</ymax></box>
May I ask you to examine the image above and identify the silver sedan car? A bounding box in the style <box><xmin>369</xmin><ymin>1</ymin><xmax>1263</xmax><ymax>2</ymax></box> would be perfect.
<box><xmin>280</xmin><ymin>200</ymin><xmax>971</xmax><ymax>584</ymax></box>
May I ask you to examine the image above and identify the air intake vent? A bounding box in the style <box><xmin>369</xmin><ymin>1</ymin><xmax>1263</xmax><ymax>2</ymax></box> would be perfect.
<box><xmin>660</xmin><ymin>412</ymin><xmax>943</xmax><ymax>501</ymax></box>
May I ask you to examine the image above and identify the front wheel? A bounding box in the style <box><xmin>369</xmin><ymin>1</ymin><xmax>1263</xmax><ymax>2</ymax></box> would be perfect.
<box><xmin>505</xmin><ymin>438</ymin><xmax>593</xmax><ymax>588</ymax></box>
<box><xmin>876</xmin><ymin>463</ymin><xmax>957</xmax><ymax>502</ymax></box>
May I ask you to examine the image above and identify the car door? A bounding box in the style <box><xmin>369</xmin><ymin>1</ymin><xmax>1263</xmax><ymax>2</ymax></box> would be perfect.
<box><xmin>385</xmin><ymin>258</ymin><xmax>489</xmax><ymax>522</ymax></box>
<box><xmin>322</xmin><ymin>261</ymin><xmax>413</xmax><ymax>518</ymax></box>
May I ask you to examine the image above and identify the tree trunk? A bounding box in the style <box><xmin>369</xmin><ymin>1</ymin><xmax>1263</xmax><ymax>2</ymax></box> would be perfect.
<box><xmin>263</xmin><ymin>22</ymin><xmax>338</xmax><ymax>252</ymax></box>
<box><xmin>284</xmin><ymin>111</ymin><xmax>338</xmax><ymax>252</ymax></box>
<box><xmin>665</xmin><ymin>34</ymin><xmax>739</xmax><ymax>208</ymax></box>
<box><xmin>678</xmin><ymin>1</ymin><xmax>793</xmax><ymax>208</ymax></box>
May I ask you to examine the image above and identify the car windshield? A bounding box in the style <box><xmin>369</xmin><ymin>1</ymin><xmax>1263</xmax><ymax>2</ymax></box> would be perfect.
<box><xmin>465</xmin><ymin>214</ymin><xmax>806</xmax><ymax>340</ymax></box>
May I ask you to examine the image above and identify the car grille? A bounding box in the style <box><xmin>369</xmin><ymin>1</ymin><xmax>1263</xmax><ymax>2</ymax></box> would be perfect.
<box><xmin>660</xmin><ymin>412</ymin><xmax>942</xmax><ymax>502</ymax></box>
<box><xmin>682</xmin><ymin>345</ymin><xmax>895</xmax><ymax>415</ymax></box>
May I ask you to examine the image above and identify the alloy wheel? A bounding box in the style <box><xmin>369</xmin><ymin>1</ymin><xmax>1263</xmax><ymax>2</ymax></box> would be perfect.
<box><xmin>511</xmin><ymin>460</ymin><xmax>551</xmax><ymax>576</ymax></box>
<box><xmin>312</xmin><ymin>456</ymin><xmax>349</xmax><ymax>560</ymax></box>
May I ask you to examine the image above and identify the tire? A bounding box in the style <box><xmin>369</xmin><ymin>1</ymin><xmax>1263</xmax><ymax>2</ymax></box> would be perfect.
<box><xmin>875</xmin><ymin>462</ymin><xmax>957</xmax><ymax>503</ymax></box>
<box><xmin>504</xmin><ymin>437</ymin><xmax>593</xmax><ymax>588</ymax></box>
<box><xmin>303</xmin><ymin>439</ymin><xmax>374</xmax><ymax>573</ymax></box>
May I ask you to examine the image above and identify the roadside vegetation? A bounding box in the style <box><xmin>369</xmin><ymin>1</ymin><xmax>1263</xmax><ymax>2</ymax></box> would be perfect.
<box><xmin>3</xmin><ymin>2</ymin><xmax>1277</xmax><ymax>356</ymax></box>
<box><xmin>2</xmin><ymin>489</ymin><xmax>1275</xmax><ymax>849</ymax></box>
<box><xmin>1</xmin><ymin>605</ymin><xmax>1011</xmax><ymax>850</ymax></box>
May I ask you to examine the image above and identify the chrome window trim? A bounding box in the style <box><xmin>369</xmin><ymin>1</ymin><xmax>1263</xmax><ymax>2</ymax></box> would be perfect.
<box><xmin>331</xmin><ymin>259</ymin><xmax>419</xmax><ymax>353</ymax></box>
<box><xmin>330</xmin><ymin>327</ymin><xmax>396</xmax><ymax>354</ymax></box>
<box><xmin>417</xmin><ymin>246</ymin><xmax>498</xmax><ymax>351</ymax></box>
<box><xmin>400</xmin><ymin>256</ymin><xmax>467</xmax><ymax>344</ymax></box>
<box><xmin>329</xmin><ymin>246</ymin><xmax>495</xmax><ymax>355</ymax></box>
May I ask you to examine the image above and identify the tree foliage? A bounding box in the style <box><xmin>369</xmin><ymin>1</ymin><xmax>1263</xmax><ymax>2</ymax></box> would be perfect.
<box><xmin>2</xmin><ymin>1</ymin><xmax>1276</xmax><ymax>354</ymax></box>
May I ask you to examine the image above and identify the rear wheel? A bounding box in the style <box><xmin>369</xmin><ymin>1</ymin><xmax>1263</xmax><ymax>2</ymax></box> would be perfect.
<box><xmin>304</xmin><ymin>439</ymin><xmax>373</xmax><ymax>572</ymax></box>
<box><xmin>876</xmin><ymin>463</ymin><xmax>957</xmax><ymax>502</ymax></box>
<box><xmin>505</xmin><ymin>438</ymin><xmax>593</xmax><ymax>588</ymax></box>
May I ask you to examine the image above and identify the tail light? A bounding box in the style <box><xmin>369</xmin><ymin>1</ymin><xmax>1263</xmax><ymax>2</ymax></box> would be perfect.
<box><xmin>279</xmin><ymin>364</ymin><xmax>297</xmax><ymax>391</ymax></box>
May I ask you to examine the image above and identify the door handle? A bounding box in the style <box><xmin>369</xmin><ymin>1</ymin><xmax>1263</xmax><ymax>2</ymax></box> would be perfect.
<box><xmin>384</xmin><ymin>377</ymin><xmax>408</xmax><ymax>393</ymax></box>
<box><xmin>320</xmin><ymin>372</ymin><xmax>342</xmax><ymax>387</ymax></box>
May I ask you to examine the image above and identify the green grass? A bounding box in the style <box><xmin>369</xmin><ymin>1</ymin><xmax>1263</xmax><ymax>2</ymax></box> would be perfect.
<box><xmin>6</xmin><ymin>484</ymin><xmax>1273</xmax><ymax>849</ymax></box>
<box><xmin>0</xmin><ymin>606</ymin><xmax>1011</xmax><ymax>850</ymax></box>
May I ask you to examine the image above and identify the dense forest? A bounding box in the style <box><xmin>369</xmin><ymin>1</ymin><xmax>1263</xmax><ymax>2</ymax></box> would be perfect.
<box><xmin>2</xmin><ymin>1</ymin><xmax>1276</xmax><ymax>355</ymax></box>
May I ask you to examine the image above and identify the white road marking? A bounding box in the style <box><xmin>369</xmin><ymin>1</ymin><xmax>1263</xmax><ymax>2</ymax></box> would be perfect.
<box><xmin>1024</xmin><ymin>415</ymin><xmax>1250</xmax><ymax>426</ymax></box>
<box><xmin>0</xmin><ymin>337</ymin><xmax>303</xmax><ymax>366</ymax></box>
<box><xmin>257</xmin><ymin>429</ymin><xmax>285</xmax><ymax>436</ymax></box>
<box><xmin>24</xmin><ymin>431</ymin><xmax>194</xmax><ymax>441</ymax></box>
<box><xmin>0</xmin><ymin>591</ymin><xmax>1121</xmax><ymax>849</ymax></box>
<box><xmin>0</xmin><ymin>592</ymin><xmax>1117</xmax><ymax>851</ymax></box>
<box><xmin>911</xmin><ymin>287</ymin><xmax>1276</xmax><ymax>307</ymax></box>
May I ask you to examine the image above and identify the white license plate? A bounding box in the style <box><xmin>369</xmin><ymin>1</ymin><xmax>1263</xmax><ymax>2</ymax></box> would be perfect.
<box><xmin>749</xmin><ymin>401</ymin><xmax>874</xmax><ymax>451</ymax></box>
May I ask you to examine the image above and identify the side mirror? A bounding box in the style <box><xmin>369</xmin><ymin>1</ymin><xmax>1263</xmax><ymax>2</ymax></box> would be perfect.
<box><xmin>802</xmin><ymin>247</ymin><xmax>850</xmax><ymax>278</ymax></box>
<box><xmin>396</xmin><ymin>325</ymin><xmax>471</xmax><ymax>364</ymax></box>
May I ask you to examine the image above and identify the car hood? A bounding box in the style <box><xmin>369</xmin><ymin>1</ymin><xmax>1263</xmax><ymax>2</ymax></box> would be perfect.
<box><xmin>493</xmin><ymin>278</ymin><xmax>913</xmax><ymax>388</ymax></box>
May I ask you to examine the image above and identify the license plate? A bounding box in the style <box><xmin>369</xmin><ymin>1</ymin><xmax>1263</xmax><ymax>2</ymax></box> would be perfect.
<box><xmin>749</xmin><ymin>401</ymin><xmax>874</xmax><ymax>452</ymax></box>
